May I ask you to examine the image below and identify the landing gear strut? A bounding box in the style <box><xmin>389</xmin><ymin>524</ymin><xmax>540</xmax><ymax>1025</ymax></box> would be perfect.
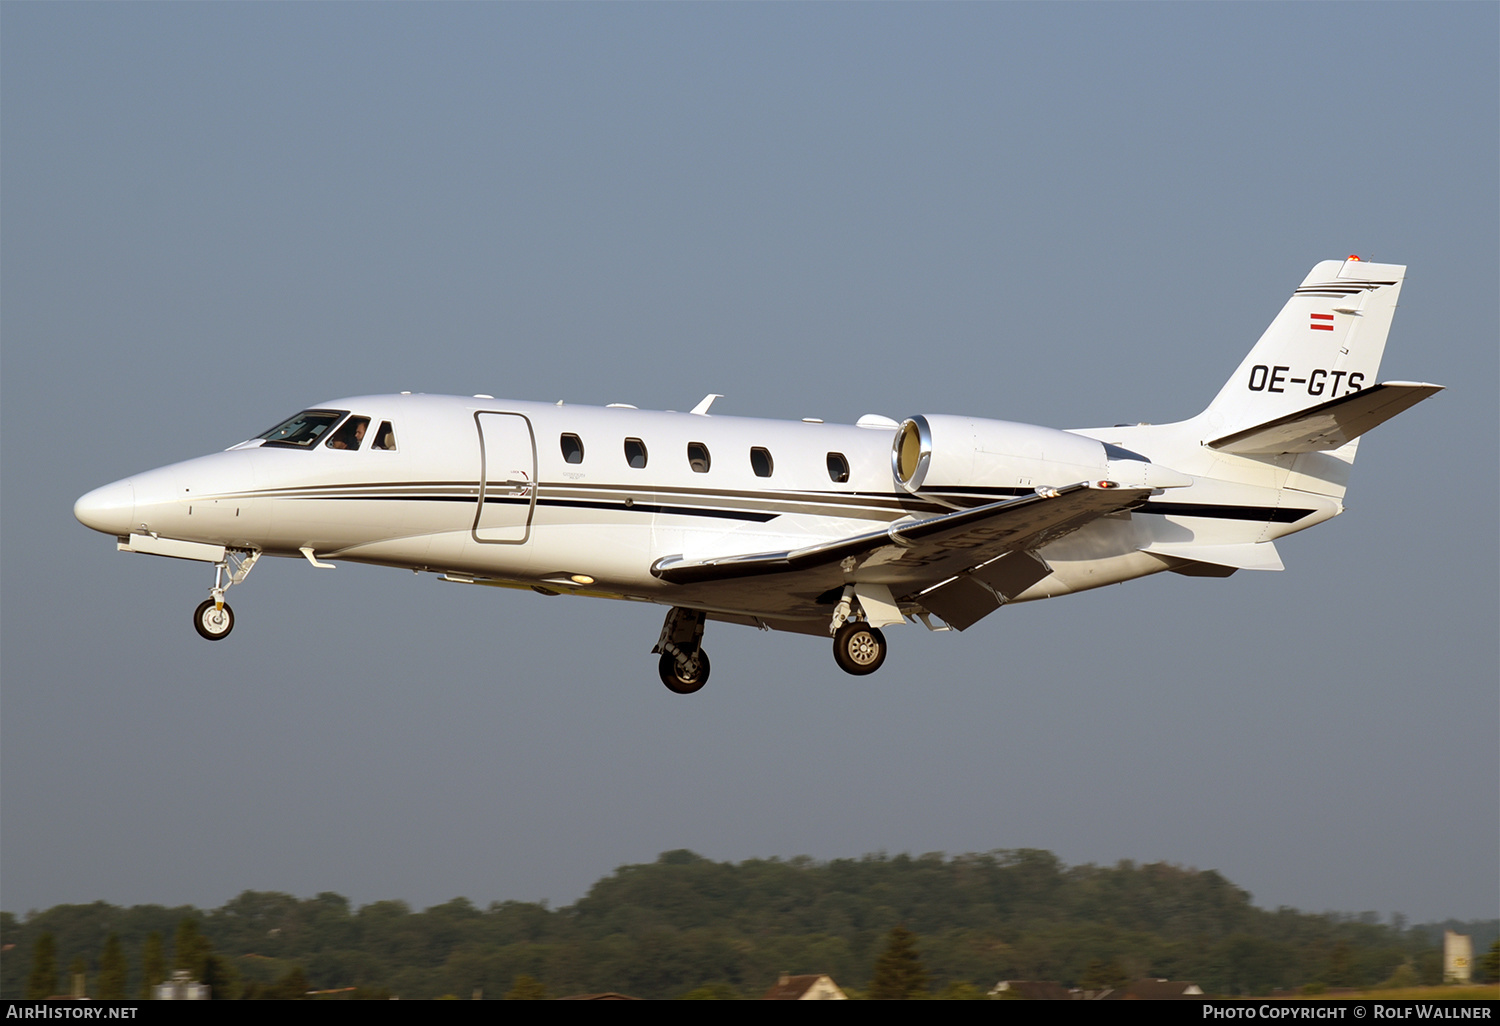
<box><xmin>653</xmin><ymin>607</ymin><xmax>709</xmax><ymax>694</ymax></box>
<box><xmin>193</xmin><ymin>550</ymin><xmax>260</xmax><ymax>641</ymax></box>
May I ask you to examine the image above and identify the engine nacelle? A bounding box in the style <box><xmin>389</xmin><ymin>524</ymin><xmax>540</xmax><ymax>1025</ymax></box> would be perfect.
<box><xmin>891</xmin><ymin>414</ymin><xmax>1110</xmax><ymax>494</ymax></box>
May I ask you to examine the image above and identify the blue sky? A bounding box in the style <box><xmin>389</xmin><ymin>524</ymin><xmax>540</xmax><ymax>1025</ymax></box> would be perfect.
<box><xmin>3</xmin><ymin>3</ymin><xmax>1495</xmax><ymax>924</ymax></box>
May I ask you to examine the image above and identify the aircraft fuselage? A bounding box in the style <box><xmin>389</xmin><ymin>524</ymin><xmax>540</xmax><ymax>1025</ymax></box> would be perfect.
<box><xmin>72</xmin><ymin>258</ymin><xmax>1441</xmax><ymax>691</ymax></box>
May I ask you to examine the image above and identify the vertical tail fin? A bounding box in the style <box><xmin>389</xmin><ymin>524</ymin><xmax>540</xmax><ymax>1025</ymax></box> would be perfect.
<box><xmin>1199</xmin><ymin>257</ymin><xmax>1406</xmax><ymax>437</ymax></box>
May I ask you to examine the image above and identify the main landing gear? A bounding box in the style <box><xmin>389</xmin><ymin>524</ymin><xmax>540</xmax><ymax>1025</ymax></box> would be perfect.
<box><xmin>828</xmin><ymin>584</ymin><xmax>889</xmax><ymax>676</ymax></box>
<box><xmin>649</xmin><ymin>591</ymin><xmax>898</xmax><ymax>691</ymax></box>
<box><xmin>653</xmin><ymin>607</ymin><xmax>710</xmax><ymax>694</ymax></box>
<box><xmin>192</xmin><ymin>550</ymin><xmax>260</xmax><ymax>641</ymax></box>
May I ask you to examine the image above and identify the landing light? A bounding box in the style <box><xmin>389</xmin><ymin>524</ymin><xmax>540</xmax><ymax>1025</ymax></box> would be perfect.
<box><xmin>570</xmin><ymin>574</ymin><xmax>595</xmax><ymax>585</ymax></box>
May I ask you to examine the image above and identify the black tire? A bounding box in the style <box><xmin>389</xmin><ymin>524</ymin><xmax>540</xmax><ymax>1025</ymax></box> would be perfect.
<box><xmin>658</xmin><ymin>649</ymin><xmax>710</xmax><ymax>694</ymax></box>
<box><xmin>193</xmin><ymin>599</ymin><xmax>234</xmax><ymax>641</ymax></box>
<box><xmin>833</xmin><ymin>622</ymin><xmax>886</xmax><ymax>675</ymax></box>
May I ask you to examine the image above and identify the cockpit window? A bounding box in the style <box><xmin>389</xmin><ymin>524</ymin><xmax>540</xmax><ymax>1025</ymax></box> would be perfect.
<box><xmin>372</xmin><ymin>421</ymin><xmax>398</xmax><ymax>451</ymax></box>
<box><xmin>258</xmin><ymin>410</ymin><xmax>348</xmax><ymax>449</ymax></box>
<box><xmin>325</xmin><ymin>416</ymin><xmax>370</xmax><ymax>450</ymax></box>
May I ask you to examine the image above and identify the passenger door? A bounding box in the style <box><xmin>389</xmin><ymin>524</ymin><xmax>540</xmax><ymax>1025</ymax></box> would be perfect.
<box><xmin>473</xmin><ymin>412</ymin><xmax>537</xmax><ymax>544</ymax></box>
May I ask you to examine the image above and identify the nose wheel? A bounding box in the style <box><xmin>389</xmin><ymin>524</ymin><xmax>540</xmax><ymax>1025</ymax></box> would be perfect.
<box><xmin>193</xmin><ymin>599</ymin><xmax>235</xmax><ymax>641</ymax></box>
<box><xmin>833</xmin><ymin>622</ymin><xmax>887</xmax><ymax>675</ymax></box>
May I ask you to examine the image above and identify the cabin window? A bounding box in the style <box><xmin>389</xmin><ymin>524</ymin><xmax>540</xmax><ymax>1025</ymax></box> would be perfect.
<box><xmin>372</xmin><ymin>422</ymin><xmax>397</xmax><ymax>451</ymax></box>
<box><xmin>826</xmin><ymin>452</ymin><xmax>849</xmax><ymax>483</ymax></box>
<box><xmin>624</xmin><ymin>438</ymin><xmax>648</xmax><ymax>469</ymax></box>
<box><xmin>687</xmin><ymin>442</ymin><xmax>711</xmax><ymax>473</ymax></box>
<box><xmin>750</xmin><ymin>447</ymin><xmax>774</xmax><ymax>478</ymax></box>
<box><xmin>258</xmin><ymin>409</ymin><xmax>347</xmax><ymax>449</ymax></box>
<box><xmin>325</xmin><ymin>416</ymin><xmax>370</xmax><ymax>450</ymax></box>
<box><xmin>561</xmin><ymin>433</ymin><xmax>585</xmax><ymax>464</ymax></box>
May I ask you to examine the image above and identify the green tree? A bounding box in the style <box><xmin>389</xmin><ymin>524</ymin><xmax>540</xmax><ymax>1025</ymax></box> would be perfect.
<box><xmin>173</xmin><ymin>918</ymin><xmax>207</xmax><ymax>975</ymax></box>
<box><xmin>97</xmin><ymin>934</ymin><xmax>128</xmax><ymax>999</ymax></box>
<box><xmin>1481</xmin><ymin>940</ymin><xmax>1500</xmax><ymax>985</ymax></box>
<box><xmin>505</xmin><ymin>974</ymin><xmax>548</xmax><ymax>1000</ymax></box>
<box><xmin>168</xmin><ymin>916</ymin><xmax>236</xmax><ymax>999</ymax></box>
<box><xmin>261</xmin><ymin>966</ymin><xmax>309</xmax><ymax>1000</ymax></box>
<box><xmin>1080</xmin><ymin>958</ymin><xmax>1130</xmax><ymax>992</ymax></box>
<box><xmin>870</xmin><ymin>925</ymin><xmax>928</xmax><ymax>999</ymax></box>
<box><xmin>68</xmin><ymin>957</ymin><xmax>87</xmax><ymax>999</ymax></box>
<box><xmin>140</xmin><ymin>932</ymin><xmax>166</xmax><ymax>999</ymax></box>
<box><xmin>25</xmin><ymin>933</ymin><xmax>58</xmax><ymax>999</ymax></box>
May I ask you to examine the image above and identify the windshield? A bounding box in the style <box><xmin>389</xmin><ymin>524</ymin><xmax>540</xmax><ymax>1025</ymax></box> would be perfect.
<box><xmin>258</xmin><ymin>409</ymin><xmax>348</xmax><ymax>449</ymax></box>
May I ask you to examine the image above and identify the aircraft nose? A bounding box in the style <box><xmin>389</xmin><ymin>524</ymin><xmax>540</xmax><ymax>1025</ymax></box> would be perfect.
<box><xmin>74</xmin><ymin>479</ymin><xmax>136</xmax><ymax>537</ymax></box>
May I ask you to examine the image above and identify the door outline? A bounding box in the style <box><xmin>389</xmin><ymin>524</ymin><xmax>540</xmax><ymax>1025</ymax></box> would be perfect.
<box><xmin>472</xmin><ymin>411</ymin><xmax>537</xmax><ymax>544</ymax></box>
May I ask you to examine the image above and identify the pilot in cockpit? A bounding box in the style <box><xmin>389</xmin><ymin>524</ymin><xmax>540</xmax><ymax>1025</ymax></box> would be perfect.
<box><xmin>326</xmin><ymin>417</ymin><xmax>368</xmax><ymax>450</ymax></box>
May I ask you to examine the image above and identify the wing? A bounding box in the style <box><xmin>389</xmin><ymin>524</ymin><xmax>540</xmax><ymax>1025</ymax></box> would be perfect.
<box><xmin>651</xmin><ymin>481</ymin><xmax>1151</xmax><ymax>623</ymax></box>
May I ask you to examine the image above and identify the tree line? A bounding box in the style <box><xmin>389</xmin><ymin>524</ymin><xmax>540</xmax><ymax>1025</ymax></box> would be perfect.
<box><xmin>3</xmin><ymin>849</ymin><xmax>1496</xmax><ymax>999</ymax></box>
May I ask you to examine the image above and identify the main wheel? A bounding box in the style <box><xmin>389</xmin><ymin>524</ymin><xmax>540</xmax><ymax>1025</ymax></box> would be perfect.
<box><xmin>833</xmin><ymin>622</ymin><xmax>886</xmax><ymax>675</ymax></box>
<box><xmin>193</xmin><ymin>599</ymin><xmax>235</xmax><ymax>641</ymax></box>
<box><xmin>658</xmin><ymin>649</ymin><xmax>710</xmax><ymax>694</ymax></box>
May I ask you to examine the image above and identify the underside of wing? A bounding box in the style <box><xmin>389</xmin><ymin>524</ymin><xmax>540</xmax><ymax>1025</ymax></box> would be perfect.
<box><xmin>651</xmin><ymin>481</ymin><xmax>1152</xmax><ymax>620</ymax></box>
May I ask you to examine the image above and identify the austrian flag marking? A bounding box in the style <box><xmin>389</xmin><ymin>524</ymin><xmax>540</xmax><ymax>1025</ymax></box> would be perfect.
<box><xmin>1310</xmin><ymin>313</ymin><xmax>1335</xmax><ymax>331</ymax></box>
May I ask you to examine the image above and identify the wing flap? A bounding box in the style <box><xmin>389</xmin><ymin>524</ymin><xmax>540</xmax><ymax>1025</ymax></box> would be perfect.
<box><xmin>651</xmin><ymin>481</ymin><xmax>1150</xmax><ymax>589</ymax></box>
<box><xmin>1206</xmin><ymin>382</ymin><xmax>1443</xmax><ymax>455</ymax></box>
<box><xmin>913</xmin><ymin>551</ymin><xmax>1053</xmax><ymax>631</ymax></box>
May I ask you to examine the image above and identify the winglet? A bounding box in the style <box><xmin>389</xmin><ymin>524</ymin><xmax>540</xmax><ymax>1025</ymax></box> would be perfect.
<box><xmin>690</xmin><ymin>394</ymin><xmax>724</xmax><ymax>416</ymax></box>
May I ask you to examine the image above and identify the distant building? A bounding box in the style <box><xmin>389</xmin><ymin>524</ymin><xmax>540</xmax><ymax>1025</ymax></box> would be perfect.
<box><xmin>154</xmin><ymin>970</ymin><xmax>210</xmax><ymax>1000</ymax></box>
<box><xmin>1444</xmin><ymin>931</ymin><xmax>1473</xmax><ymax>984</ymax></box>
<box><xmin>990</xmin><ymin>980</ymin><xmax>1074</xmax><ymax>1000</ymax></box>
<box><xmin>991</xmin><ymin>978</ymin><xmax>1203</xmax><ymax>1000</ymax></box>
<box><xmin>1109</xmin><ymin>979</ymin><xmax>1205</xmax><ymax>999</ymax></box>
<box><xmin>763</xmin><ymin>974</ymin><xmax>847</xmax><ymax>1000</ymax></box>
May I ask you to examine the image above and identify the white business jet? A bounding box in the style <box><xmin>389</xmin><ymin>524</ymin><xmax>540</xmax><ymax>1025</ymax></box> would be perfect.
<box><xmin>75</xmin><ymin>258</ymin><xmax>1441</xmax><ymax>694</ymax></box>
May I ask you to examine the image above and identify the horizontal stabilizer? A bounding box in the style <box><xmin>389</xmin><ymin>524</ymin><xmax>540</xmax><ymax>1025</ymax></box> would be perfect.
<box><xmin>1142</xmin><ymin>541</ymin><xmax>1284</xmax><ymax>572</ymax></box>
<box><xmin>1207</xmin><ymin>382</ymin><xmax>1443</xmax><ymax>455</ymax></box>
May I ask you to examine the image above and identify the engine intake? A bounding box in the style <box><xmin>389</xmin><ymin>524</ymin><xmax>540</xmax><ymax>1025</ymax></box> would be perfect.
<box><xmin>891</xmin><ymin>414</ymin><xmax>1109</xmax><ymax>495</ymax></box>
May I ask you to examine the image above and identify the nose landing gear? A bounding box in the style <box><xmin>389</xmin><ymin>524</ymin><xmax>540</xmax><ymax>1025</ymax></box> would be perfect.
<box><xmin>192</xmin><ymin>550</ymin><xmax>260</xmax><ymax>641</ymax></box>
